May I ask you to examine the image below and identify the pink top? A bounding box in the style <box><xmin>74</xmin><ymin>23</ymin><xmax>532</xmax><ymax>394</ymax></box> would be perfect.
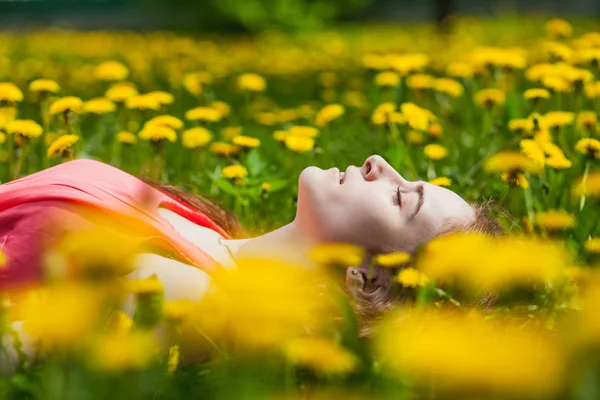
<box><xmin>0</xmin><ymin>159</ymin><xmax>230</xmax><ymax>289</ymax></box>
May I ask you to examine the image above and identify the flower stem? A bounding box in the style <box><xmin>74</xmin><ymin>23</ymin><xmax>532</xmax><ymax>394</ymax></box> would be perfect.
<box><xmin>580</xmin><ymin>160</ymin><xmax>591</xmax><ymax>211</ymax></box>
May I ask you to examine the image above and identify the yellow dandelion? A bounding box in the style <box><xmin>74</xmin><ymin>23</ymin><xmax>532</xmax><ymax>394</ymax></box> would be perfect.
<box><xmin>434</xmin><ymin>78</ymin><xmax>464</xmax><ymax>97</ymax></box>
<box><xmin>509</xmin><ymin>118</ymin><xmax>534</xmax><ymax>134</ymax></box>
<box><xmin>446</xmin><ymin>62</ymin><xmax>474</xmax><ymax>78</ymax></box>
<box><xmin>117</xmin><ymin>131</ymin><xmax>137</xmax><ymax>144</ymax></box>
<box><xmin>124</xmin><ymin>275</ymin><xmax>164</xmax><ymax>295</ymax></box>
<box><xmin>222</xmin><ymin>164</ymin><xmax>248</xmax><ymax>179</ymax></box>
<box><xmin>182</xmin><ymin>127</ymin><xmax>212</xmax><ymax>149</ymax></box>
<box><xmin>501</xmin><ymin>172</ymin><xmax>530</xmax><ymax>189</ymax></box>
<box><xmin>282</xmin><ymin>338</ymin><xmax>357</xmax><ymax>375</ymax></box>
<box><xmin>546</xmin><ymin>155</ymin><xmax>572</xmax><ymax>169</ymax></box>
<box><xmin>145</xmin><ymin>115</ymin><xmax>183</xmax><ymax>130</ymax></box>
<box><xmin>546</xmin><ymin>18</ymin><xmax>572</xmax><ymax>38</ymax></box>
<box><xmin>575</xmin><ymin>138</ymin><xmax>600</xmax><ymax>159</ymax></box>
<box><xmin>389</xmin><ymin>53</ymin><xmax>429</xmax><ymax>75</ymax></box>
<box><xmin>255</xmin><ymin>112</ymin><xmax>277</xmax><ymax>126</ymax></box>
<box><xmin>47</xmin><ymin>134</ymin><xmax>79</xmax><ymax>159</ymax></box>
<box><xmin>535</xmin><ymin>210</ymin><xmax>575</xmax><ymax>230</ymax></box>
<box><xmin>315</xmin><ymin>104</ymin><xmax>344</xmax><ymax>127</ymax></box>
<box><xmin>396</xmin><ymin>267</ymin><xmax>428</xmax><ymax>288</ymax></box>
<box><xmin>520</xmin><ymin>139</ymin><xmax>546</xmax><ymax>168</ymax></box>
<box><xmin>261</xmin><ymin>182</ymin><xmax>272</xmax><ymax>192</ymax></box>
<box><xmin>474</xmin><ymin>88</ymin><xmax>505</xmax><ymax>108</ymax></box>
<box><xmin>83</xmin><ymin>98</ymin><xmax>116</xmax><ymax>114</ymax></box>
<box><xmin>232</xmin><ymin>135</ymin><xmax>260</xmax><ymax>148</ymax></box>
<box><xmin>485</xmin><ymin>151</ymin><xmax>542</xmax><ymax>174</ymax></box>
<box><xmin>285</xmin><ymin>135</ymin><xmax>315</xmax><ymax>153</ymax></box>
<box><xmin>401</xmin><ymin>102</ymin><xmax>435</xmax><ymax>131</ymax></box>
<box><xmin>222</xmin><ymin>126</ymin><xmax>242</xmax><ymax>139</ymax></box>
<box><xmin>148</xmin><ymin>91</ymin><xmax>174</xmax><ymax>106</ymax></box>
<box><xmin>543</xmin><ymin>75</ymin><xmax>572</xmax><ymax>93</ymax></box>
<box><xmin>309</xmin><ymin>243</ymin><xmax>365</xmax><ymax>266</ymax></box>
<box><xmin>185</xmin><ymin>106</ymin><xmax>221</xmax><ymax>123</ymax></box>
<box><xmin>406</xmin><ymin>74</ymin><xmax>435</xmax><ymax>90</ymax></box>
<box><xmin>163</xmin><ymin>300</ymin><xmax>194</xmax><ymax>323</ymax></box>
<box><xmin>371</xmin><ymin>102</ymin><xmax>397</xmax><ymax>125</ymax></box>
<box><xmin>523</xmin><ymin>88</ymin><xmax>551</xmax><ymax>101</ymax></box>
<box><xmin>273</xmin><ymin>130</ymin><xmax>288</xmax><ymax>142</ymax></box>
<box><xmin>89</xmin><ymin>332</ymin><xmax>155</xmax><ymax>371</ymax></box>
<box><xmin>424</xmin><ymin>144</ymin><xmax>448</xmax><ymax>160</ymax></box>
<box><xmin>429</xmin><ymin>177</ymin><xmax>452</xmax><ymax>186</ymax></box>
<box><xmin>138</xmin><ymin>125</ymin><xmax>177</xmax><ymax>143</ymax></box>
<box><xmin>289</xmin><ymin>125</ymin><xmax>319</xmax><ymax>138</ymax></box>
<box><xmin>6</xmin><ymin>119</ymin><xmax>43</xmax><ymax>139</ymax></box>
<box><xmin>585</xmin><ymin>82</ymin><xmax>600</xmax><ymax>99</ymax></box>
<box><xmin>49</xmin><ymin>96</ymin><xmax>84</xmax><ymax>116</ymax></box>
<box><xmin>544</xmin><ymin>111</ymin><xmax>574</xmax><ymax>129</ymax></box>
<box><xmin>407</xmin><ymin>131</ymin><xmax>424</xmax><ymax>144</ymax></box>
<box><xmin>374</xmin><ymin>71</ymin><xmax>400</xmax><ymax>87</ymax></box>
<box><xmin>0</xmin><ymin>82</ymin><xmax>23</xmax><ymax>103</ymax></box>
<box><xmin>182</xmin><ymin>73</ymin><xmax>203</xmax><ymax>96</ymax></box>
<box><xmin>106</xmin><ymin>82</ymin><xmax>138</xmax><ymax>103</ymax></box>
<box><xmin>211</xmin><ymin>100</ymin><xmax>231</xmax><ymax>118</ymax></box>
<box><xmin>427</xmin><ymin>122</ymin><xmax>443</xmax><ymax>138</ymax></box>
<box><xmin>238</xmin><ymin>73</ymin><xmax>266</xmax><ymax>92</ymax></box>
<box><xmin>94</xmin><ymin>61</ymin><xmax>129</xmax><ymax>81</ymax></box>
<box><xmin>210</xmin><ymin>141</ymin><xmax>240</xmax><ymax>157</ymax></box>
<box><xmin>29</xmin><ymin>79</ymin><xmax>60</xmax><ymax>94</ymax></box>
<box><xmin>125</xmin><ymin>94</ymin><xmax>161</xmax><ymax>111</ymax></box>
<box><xmin>584</xmin><ymin>238</ymin><xmax>600</xmax><ymax>253</ymax></box>
<box><xmin>577</xmin><ymin>111</ymin><xmax>597</xmax><ymax>131</ymax></box>
<box><xmin>374</xmin><ymin>251</ymin><xmax>411</xmax><ymax>267</ymax></box>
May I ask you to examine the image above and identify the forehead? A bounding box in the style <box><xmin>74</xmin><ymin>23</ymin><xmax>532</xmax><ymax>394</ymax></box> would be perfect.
<box><xmin>421</xmin><ymin>182</ymin><xmax>474</xmax><ymax>227</ymax></box>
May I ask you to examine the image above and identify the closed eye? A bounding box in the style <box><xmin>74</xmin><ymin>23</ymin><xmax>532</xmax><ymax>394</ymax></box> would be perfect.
<box><xmin>395</xmin><ymin>187</ymin><xmax>402</xmax><ymax>208</ymax></box>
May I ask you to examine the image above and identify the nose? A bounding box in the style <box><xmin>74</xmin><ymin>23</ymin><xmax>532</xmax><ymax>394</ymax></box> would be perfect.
<box><xmin>361</xmin><ymin>155</ymin><xmax>399</xmax><ymax>182</ymax></box>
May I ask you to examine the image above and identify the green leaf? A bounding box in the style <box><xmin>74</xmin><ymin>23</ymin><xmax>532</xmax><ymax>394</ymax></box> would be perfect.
<box><xmin>383</xmin><ymin>144</ymin><xmax>406</xmax><ymax>171</ymax></box>
<box><xmin>246</xmin><ymin>148</ymin><xmax>266</xmax><ymax>176</ymax></box>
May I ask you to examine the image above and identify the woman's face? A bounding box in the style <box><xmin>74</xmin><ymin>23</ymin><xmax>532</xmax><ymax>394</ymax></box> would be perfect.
<box><xmin>296</xmin><ymin>155</ymin><xmax>474</xmax><ymax>254</ymax></box>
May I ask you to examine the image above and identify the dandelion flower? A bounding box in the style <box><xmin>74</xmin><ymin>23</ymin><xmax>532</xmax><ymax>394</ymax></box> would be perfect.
<box><xmin>544</xmin><ymin>111</ymin><xmax>574</xmax><ymax>128</ymax></box>
<box><xmin>222</xmin><ymin>126</ymin><xmax>242</xmax><ymax>139</ymax></box>
<box><xmin>210</xmin><ymin>141</ymin><xmax>240</xmax><ymax>156</ymax></box>
<box><xmin>117</xmin><ymin>131</ymin><xmax>137</xmax><ymax>144</ymax></box>
<box><xmin>407</xmin><ymin>74</ymin><xmax>435</xmax><ymax>90</ymax></box>
<box><xmin>238</xmin><ymin>73</ymin><xmax>266</xmax><ymax>92</ymax></box>
<box><xmin>285</xmin><ymin>135</ymin><xmax>314</xmax><ymax>153</ymax></box>
<box><xmin>585</xmin><ymin>238</ymin><xmax>600</xmax><ymax>253</ymax></box>
<box><xmin>429</xmin><ymin>177</ymin><xmax>452</xmax><ymax>186</ymax></box>
<box><xmin>94</xmin><ymin>61</ymin><xmax>129</xmax><ymax>81</ymax></box>
<box><xmin>146</xmin><ymin>115</ymin><xmax>183</xmax><ymax>130</ymax></box>
<box><xmin>315</xmin><ymin>104</ymin><xmax>344</xmax><ymax>127</ymax></box>
<box><xmin>424</xmin><ymin>144</ymin><xmax>448</xmax><ymax>160</ymax></box>
<box><xmin>484</xmin><ymin>151</ymin><xmax>542</xmax><ymax>174</ymax></box>
<box><xmin>211</xmin><ymin>100</ymin><xmax>231</xmax><ymax>118</ymax></box>
<box><xmin>222</xmin><ymin>164</ymin><xmax>248</xmax><ymax>179</ymax></box>
<box><xmin>396</xmin><ymin>267</ymin><xmax>428</xmax><ymax>288</ymax></box>
<box><xmin>138</xmin><ymin>125</ymin><xmax>177</xmax><ymax>143</ymax></box>
<box><xmin>407</xmin><ymin>131</ymin><xmax>424</xmax><ymax>144</ymax></box>
<box><xmin>509</xmin><ymin>119</ymin><xmax>534</xmax><ymax>134</ymax></box>
<box><xmin>47</xmin><ymin>134</ymin><xmax>79</xmax><ymax>159</ymax></box>
<box><xmin>374</xmin><ymin>71</ymin><xmax>400</xmax><ymax>87</ymax></box>
<box><xmin>501</xmin><ymin>172</ymin><xmax>530</xmax><ymax>189</ymax></box>
<box><xmin>29</xmin><ymin>79</ymin><xmax>60</xmax><ymax>94</ymax></box>
<box><xmin>6</xmin><ymin>119</ymin><xmax>43</xmax><ymax>139</ymax></box>
<box><xmin>520</xmin><ymin>139</ymin><xmax>546</xmax><ymax>168</ymax></box>
<box><xmin>182</xmin><ymin>127</ymin><xmax>212</xmax><ymax>149</ymax></box>
<box><xmin>182</xmin><ymin>73</ymin><xmax>203</xmax><ymax>96</ymax></box>
<box><xmin>0</xmin><ymin>82</ymin><xmax>23</xmax><ymax>103</ymax></box>
<box><xmin>474</xmin><ymin>88</ymin><xmax>505</xmax><ymax>108</ymax></box>
<box><xmin>523</xmin><ymin>88</ymin><xmax>551</xmax><ymax>101</ymax></box>
<box><xmin>401</xmin><ymin>102</ymin><xmax>435</xmax><ymax>131</ymax></box>
<box><xmin>84</xmin><ymin>98</ymin><xmax>116</xmax><ymax>114</ymax></box>
<box><xmin>575</xmin><ymin>138</ymin><xmax>600</xmax><ymax>159</ymax></box>
<box><xmin>375</xmin><ymin>251</ymin><xmax>411</xmax><ymax>267</ymax></box>
<box><xmin>546</xmin><ymin>18</ymin><xmax>572</xmax><ymax>38</ymax></box>
<box><xmin>446</xmin><ymin>62</ymin><xmax>474</xmax><ymax>78</ymax></box>
<box><xmin>185</xmin><ymin>106</ymin><xmax>221</xmax><ymax>123</ymax></box>
<box><xmin>49</xmin><ymin>96</ymin><xmax>84</xmax><ymax>116</ymax></box>
<box><xmin>147</xmin><ymin>91</ymin><xmax>174</xmax><ymax>106</ymax></box>
<box><xmin>289</xmin><ymin>125</ymin><xmax>319</xmax><ymax>138</ymax></box>
<box><xmin>535</xmin><ymin>210</ymin><xmax>575</xmax><ymax>230</ymax></box>
<box><xmin>232</xmin><ymin>135</ymin><xmax>260</xmax><ymax>148</ymax></box>
<box><xmin>125</xmin><ymin>94</ymin><xmax>161</xmax><ymax>111</ymax></box>
<box><xmin>577</xmin><ymin>111</ymin><xmax>597</xmax><ymax>131</ymax></box>
<box><xmin>310</xmin><ymin>243</ymin><xmax>365</xmax><ymax>266</ymax></box>
<box><xmin>255</xmin><ymin>112</ymin><xmax>277</xmax><ymax>126</ymax></box>
<box><xmin>282</xmin><ymin>338</ymin><xmax>357</xmax><ymax>375</ymax></box>
<box><xmin>434</xmin><ymin>78</ymin><xmax>464</xmax><ymax>97</ymax></box>
<box><xmin>585</xmin><ymin>82</ymin><xmax>600</xmax><ymax>99</ymax></box>
<box><xmin>89</xmin><ymin>332</ymin><xmax>155</xmax><ymax>371</ymax></box>
<box><xmin>106</xmin><ymin>82</ymin><xmax>138</xmax><ymax>103</ymax></box>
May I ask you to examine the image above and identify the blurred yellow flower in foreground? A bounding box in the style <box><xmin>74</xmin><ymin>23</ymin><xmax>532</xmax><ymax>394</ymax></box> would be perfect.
<box><xmin>396</xmin><ymin>267</ymin><xmax>428</xmax><ymax>287</ymax></box>
<box><xmin>163</xmin><ymin>299</ymin><xmax>194</xmax><ymax>324</ymax></box>
<box><xmin>509</xmin><ymin>118</ymin><xmax>534</xmax><ymax>134</ymax></box>
<box><xmin>424</xmin><ymin>144</ymin><xmax>448</xmax><ymax>160</ymax></box>
<box><xmin>238</xmin><ymin>73</ymin><xmax>266</xmax><ymax>92</ymax></box>
<box><xmin>315</xmin><ymin>103</ymin><xmax>344</xmax><ymax>127</ymax></box>
<box><xmin>89</xmin><ymin>332</ymin><xmax>155</xmax><ymax>371</ymax></box>
<box><xmin>417</xmin><ymin>233</ymin><xmax>569</xmax><ymax>289</ymax></box>
<box><xmin>520</xmin><ymin>139</ymin><xmax>545</xmax><ymax>167</ymax></box>
<box><xmin>584</xmin><ymin>238</ymin><xmax>600</xmax><ymax>253</ymax></box>
<box><xmin>94</xmin><ymin>61</ymin><xmax>129</xmax><ymax>81</ymax></box>
<box><xmin>406</xmin><ymin>73</ymin><xmax>434</xmax><ymax>90</ymax></box>
<box><xmin>546</xmin><ymin>18</ymin><xmax>572</xmax><ymax>38</ymax></box>
<box><xmin>284</xmin><ymin>135</ymin><xmax>314</xmax><ymax>153</ymax></box>
<box><xmin>47</xmin><ymin>134</ymin><xmax>79</xmax><ymax>159</ymax></box>
<box><xmin>485</xmin><ymin>151</ymin><xmax>542</xmax><ymax>174</ymax></box>
<box><xmin>282</xmin><ymin>337</ymin><xmax>357</xmax><ymax>375</ymax></box>
<box><xmin>310</xmin><ymin>243</ymin><xmax>364</xmax><ymax>266</ymax></box>
<box><xmin>49</xmin><ymin>96</ymin><xmax>84</xmax><ymax>116</ymax></box>
<box><xmin>375</xmin><ymin>309</ymin><xmax>565</xmax><ymax>396</ymax></box>
<box><xmin>6</xmin><ymin>119</ymin><xmax>43</xmax><ymax>139</ymax></box>
<box><xmin>84</xmin><ymin>98</ymin><xmax>116</xmax><ymax>114</ymax></box>
<box><xmin>21</xmin><ymin>283</ymin><xmax>102</xmax><ymax>349</ymax></box>
<box><xmin>474</xmin><ymin>88</ymin><xmax>505</xmax><ymax>108</ymax></box>
<box><xmin>182</xmin><ymin>127</ymin><xmax>212</xmax><ymax>149</ymax></box>
<box><xmin>429</xmin><ymin>177</ymin><xmax>451</xmax><ymax>186</ymax></box>
<box><xmin>534</xmin><ymin>210</ymin><xmax>575</xmax><ymax>230</ymax></box>
<box><xmin>574</xmin><ymin>171</ymin><xmax>600</xmax><ymax>197</ymax></box>
<box><xmin>374</xmin><ymin>251</ymin><xmax>410</xmax><ymax>267</ymax></box>
<box><xmin>544</xmin><ymin>111</ymin><xmax>574</xmax><ymax>129</ymax></box>
<box><xmin>29</xmin><ymin>79</ymin><xmax>60</xmax><ymax>94</ymax></box>
<box><xmin>138</xmin><ymin>125</ymin><xmax>177</xmax><ymax>143</ymax></box>
<box><xmin>0</xmin><ymin>82</ymin><xmax>23</xmax><ymax>103</ymax></box>
<box><xmin>222</xmin><ymin>164</ymin><xmax>248</xmax><ymax>179</ymax></box>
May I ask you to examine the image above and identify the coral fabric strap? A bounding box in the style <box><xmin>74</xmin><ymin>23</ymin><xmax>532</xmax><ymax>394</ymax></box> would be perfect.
<box><xmin>0</xmin><ymin>159</ymin><xmax>229</xmax><ymax>288</ymax></box>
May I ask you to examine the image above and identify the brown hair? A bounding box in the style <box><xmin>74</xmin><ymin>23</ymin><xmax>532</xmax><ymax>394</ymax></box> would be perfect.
<box><xmin>350</xmin><ymin>200</ymin><xmax>506</xmax><ymax>337</ymax></box>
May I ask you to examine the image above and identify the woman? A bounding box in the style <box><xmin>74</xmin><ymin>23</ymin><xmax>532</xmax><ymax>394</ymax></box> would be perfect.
<box><xmin>0</xmin><ymin>154</ymin><xmax>498</xmax><ymax>302</ymax></box>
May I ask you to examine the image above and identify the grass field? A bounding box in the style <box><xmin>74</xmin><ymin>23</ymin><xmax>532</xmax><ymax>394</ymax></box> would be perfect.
<box><xmin>2</xmin><ymin>16</ymin><xmax>600</xmax><ymax>399</ymax></box>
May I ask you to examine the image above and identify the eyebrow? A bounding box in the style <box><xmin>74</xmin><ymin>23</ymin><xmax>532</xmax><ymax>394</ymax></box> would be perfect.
<box><xmin>407</xmin><ymin>184</ymin><xmax>425</xmax><ymax>222</ymax></box>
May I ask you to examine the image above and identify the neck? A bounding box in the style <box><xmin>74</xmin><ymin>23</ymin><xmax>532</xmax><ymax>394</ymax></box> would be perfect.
<box><xmin>222</xmin><ymin>219</ymin><xmax>317</xmax><ymax>266</ymax></box>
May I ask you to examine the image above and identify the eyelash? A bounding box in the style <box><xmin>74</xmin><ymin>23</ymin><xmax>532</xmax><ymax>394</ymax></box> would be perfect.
<box><xmin>395</xmin><ymin>187</ymin><xmax>402</xmax><ymax>208</ymax></box>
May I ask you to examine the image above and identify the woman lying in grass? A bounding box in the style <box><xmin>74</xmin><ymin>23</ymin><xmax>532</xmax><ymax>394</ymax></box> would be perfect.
<box><xmin>0</xmin><ymin>155</ymin><xmax>500</xmax><ymax>370</ymax></box>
